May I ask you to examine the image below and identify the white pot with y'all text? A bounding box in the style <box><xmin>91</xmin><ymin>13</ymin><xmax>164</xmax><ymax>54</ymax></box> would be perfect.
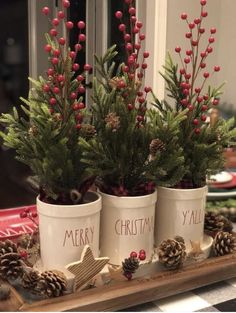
<box><xmin>100</xmin><ymin>190</ymin><xmax>157</xmax><ymax>265</ymax></box>
<box><xmin>155</xmin><ymin>186</ymin><xmax>207</xmax><ymax>250</ymax></box>
<box><xmin>37</xmin><ymin>191</ymin><xmax>101</xmax><ymax>268</ymax></box>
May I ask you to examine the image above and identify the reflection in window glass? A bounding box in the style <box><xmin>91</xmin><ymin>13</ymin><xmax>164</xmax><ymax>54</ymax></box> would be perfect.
<box><xmin>108</xmin><ymin>0</ymin><xmax>135</xmax><ymax>71</ymax></box>
<box><xmin>69</xmin><ymin>0</ymin><xmax>86</xmax><ymax>75</ymax></box>
<box><xmin>0</xmin><ymin>0</ymin><xmax>33</xmax><ymax>209</ymax></box>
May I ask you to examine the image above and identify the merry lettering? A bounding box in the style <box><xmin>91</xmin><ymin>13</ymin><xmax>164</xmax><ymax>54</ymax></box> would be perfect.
<box><xmin>63</xmin><ymin>227</ymin><xmax>94</xmax><ymax>247</ymax></box>
<box><xmin>182</xmin><ymin>209</ymin><xmax>204</xmax><ymax>226</ymax></box>
<box><xmin>115</xmin><ymin>217</ymin><xmax>154</xmax><ymax>236</ymax></box>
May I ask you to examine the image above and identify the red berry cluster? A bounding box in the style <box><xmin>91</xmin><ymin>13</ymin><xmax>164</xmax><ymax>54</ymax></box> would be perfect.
<box><xmin>19</xmin><ymin>249</ymin><xmax>28</xmax><ymax>259</ymax></box>
<box><xmin>130</xmin><ymin>249</ymin><xmax>146</xmax><ymax>260</ymax></box>
<box><xmin>124</xmin><ymin>249</ymin><xmax>146</xmax><ymax>280</ymax></box>
<box><xmin>115</xmin><ymin>1</ymin><xmax>151</xmax><ymax>128</ymax></box>
<box><xmin>20</xmin><ymin>207</ymin><xmax>38</xmax><ymax>226</ymax></box>
<box><xmin>42</xmin><ymin>1</ymin><xmax>91</xmax><ymax>130</ymax></box>
<box><xmin>175</xmin><ymin>0</ymin><xmax>220</xmax><ymax>135</ymax></box>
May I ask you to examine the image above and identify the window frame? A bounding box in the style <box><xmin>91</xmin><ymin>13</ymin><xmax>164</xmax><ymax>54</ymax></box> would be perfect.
<box><xmin>28</xmin><ymin>0</ymin><xmax>168</xmax><ymax>99</ymax></box>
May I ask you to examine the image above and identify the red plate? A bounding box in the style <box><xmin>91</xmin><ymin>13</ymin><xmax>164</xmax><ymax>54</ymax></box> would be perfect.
<box><xmin>209</xmin><ymin>173</ymin><xmax>236</xmax><ymax>189</ymax></box>
<box><xmin>0</xmin><ymin>205</ymin><xmax>38</xmax><ymax>241</ymax></box>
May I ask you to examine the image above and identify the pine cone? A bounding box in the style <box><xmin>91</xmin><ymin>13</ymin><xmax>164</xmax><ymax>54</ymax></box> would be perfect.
<box><xmin>213</xmin><ymin>231</ymin><xmax>236</xmax><ymax>256</ymax></box>
<box><xmin>17</xmin><ymin>234</ymin><xmax>35</xmax><ymax>249</ymax></box>
<box><xmin>80</xmin><ymin>124</ymin><xmax>96</xmax><ymax>139</ymax></box>
<box><xmin>105</xmin><ymin>112</ymin><xmax>120</xmax><ymax>131</ymax></box>
<box><xmin>158</xmin><ymin>238</ymin><xmax>186</xmax><ymax>269</ymax></box>
<box><xmin>0</xmin><ymin>240</ymin><xmax>17</xmax><ymax>256</ymax></box>
<box><xmin>122</xmin><ymin>257</ymin><xmax>139</xmax><ymax>274</ymax></box>
<box><xmin>0</xmin><ymin>252</ymin><xmax>23</xmax><ymax>280</ymax></box>
<box><xmin>174</xmin><ymin>236</ymin><xmax>185</xmax><ymax>244</ymax></box>
<box><xmin>204</xmin><ymin>212</ymin><xmax>233</xmax><ymax>233</ymax></box>
<box><xmin>36</xmin><ymin>270</ymin><xmax>67</xmax><ymax>298</ymax></box>
<box><xmin>22</xmin><ymin>269</ymin><xmax>41</xmax><ymax>290</ymax></box>
<box><xmin>222</xmin><ymin>217</ymin><xmax>234</xmax><ymax>232</ymax></box>
<box><xmin>149</xmin><ymin>139</ymin><xmax>165</xmax><ymax>156</ymax></box>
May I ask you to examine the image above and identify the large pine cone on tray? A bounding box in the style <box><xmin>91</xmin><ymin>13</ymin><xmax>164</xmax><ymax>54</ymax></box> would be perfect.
<box><xmin>0</xmin><ymin>240</ymin><xmax>17</xmax><ymax>256</ymax></box>
<box><xmin>204</xmin><ymin>212</ymin><xmax>233</xmax><ymax>233</ymax></box>
<box><xmin>158</xmin><ymin>236</ymin><xmax>186</xmax><ymax>269</ymax></box>
<box><xmin>213</xmin><ymin>231</ymin><xmax>236</xmax><ymax>256</ymax></box>
<box><xmin>36</xmin><ymin>270</ymin><xmax>67</xmax><ymax>298</ymax></box>
<box><xmin>0</xmin><ymin>252</ymin><xmax>23</xmax><ymax>280</ymax></box>
<box><xmin>122</xmin><ymin>257</ymin><xmax>140</xmax><ymax>274</ymax></box>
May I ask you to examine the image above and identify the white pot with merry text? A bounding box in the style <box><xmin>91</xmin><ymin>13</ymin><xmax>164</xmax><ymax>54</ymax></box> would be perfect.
<box><xmin>100</xmin><ymin>190</ymin><xmax>157</xmax><ymax>265</ymax></box>
<box><xmin>37</xmin><ymin>191</ymin><xmax>101</xmax><ymax>268</ymax></box>
<box><xmin>155</xmin><ymin>186</ymin><xmax>207</xmax><ymax>250</ymax></box>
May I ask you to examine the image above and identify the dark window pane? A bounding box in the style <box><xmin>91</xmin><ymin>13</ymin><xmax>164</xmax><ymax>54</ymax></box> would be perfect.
<box><xmin>69</xmin><ymin>0</ymin><xmax>86</xmax><ymax>75</ymax></box>
<box><xmin>0</xmin><ymin>0</ymin><xmax>34</xmax><ymax>209</ymax></box>
<box><xmin>108</xmin><ymin>0</ymin><xmax>135</xmax><ymax>69</ymax></box>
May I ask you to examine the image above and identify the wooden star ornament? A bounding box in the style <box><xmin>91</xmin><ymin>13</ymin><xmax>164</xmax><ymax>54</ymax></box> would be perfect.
<box><xmin>66</xmin><ymin>245</ymin><xmax>109</xmax><ymax>290</ymax></box>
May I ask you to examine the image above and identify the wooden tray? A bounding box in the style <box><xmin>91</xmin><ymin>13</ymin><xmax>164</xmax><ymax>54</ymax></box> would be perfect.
<box><xmin>2</xmin><ymin>253</ymin><xmax>236</xmax><ymax>312</ymax></box>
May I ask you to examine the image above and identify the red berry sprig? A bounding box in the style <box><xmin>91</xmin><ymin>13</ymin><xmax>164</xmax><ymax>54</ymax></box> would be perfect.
<box><xmin>20</xmin><ymin>207</ymin><xmax>38</xmax><ymax>226</ymax></box>
<box><xmin>175</xmin><ymin>0</ymin><xmax>221</xmax><ymax>135</ymax></box>
<box><xmin>41</xmin><ymin>1</ymin><xmax>92</xmax><ymax>130</ymax></box>
<box><xmin>114</xmin><ymin>1</ymin><xmax>151</xmax><ymax>126</ymax></box>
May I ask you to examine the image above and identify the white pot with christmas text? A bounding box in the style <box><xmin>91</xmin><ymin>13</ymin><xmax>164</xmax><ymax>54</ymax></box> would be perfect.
<box><xmin>37</xmin><ymin>191</ymin><xmax>101</xmax><ymax>268</ymax></box>
<box><xmin>155</xmin><ymin>186</ymin><xmax>207</xmax><ymax>251</ymax></box>
<box><xmin>100</xmin><ymin>190</ymin><xmax>157</xmax><ymax>265</ymax></box>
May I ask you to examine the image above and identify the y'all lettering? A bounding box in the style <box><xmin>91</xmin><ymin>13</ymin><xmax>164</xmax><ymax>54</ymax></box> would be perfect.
<box><xmin>182</xmin><ymin>209</ymin><xmax>203</xmax><ymax>226</ymax></box>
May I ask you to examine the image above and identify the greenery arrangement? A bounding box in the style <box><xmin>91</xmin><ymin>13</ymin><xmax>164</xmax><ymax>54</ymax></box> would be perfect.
<box><xmin>80</xmin><ymin>4</ymin><xmax>186</xmax><ymax>196</ymax></box>
<box><xmin>151</xmin><ymin>0</ymin><xmax>236</xmax><ymax>188</ymax></box>
<box><xmin>0</xmin><ymin>1</ymin><xmax>96</xmax><ymax>205</ymax></box>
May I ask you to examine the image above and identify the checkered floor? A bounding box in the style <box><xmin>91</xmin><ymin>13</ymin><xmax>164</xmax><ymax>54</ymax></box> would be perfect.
<box><xmin>121</xmin><ymin>278</ymin><xmax>236</xmax><ymax>312</ymax></box>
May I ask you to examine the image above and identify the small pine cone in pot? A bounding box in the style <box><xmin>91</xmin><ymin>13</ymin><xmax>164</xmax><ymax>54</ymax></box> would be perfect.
<box><xmin>213</xmin><ymin>231</ymin><xmax>236</xmax><ymax>256</ymax></box>
<box><xmin>22</xmin><ymin>269</ymin><xmax>41</xmax><ymax>290</ymax></box>
<box><xmin>36</xmin><ymin>270</ymin><xmax>67</xmax><ymax>298</ymax></box>
<box><xmin>80</xmin><ymin>124</ymin><xmax>96</xmax><ymax>139</ymax></box>
<box><xmin>122</xmin><ymin>257</ymin><xmax>139</xmax><ymax>277</ymax></box>
<box><xmin>158</xmin><ymin>238</ymin><xmax>186</xmax><ymax>269</ymax></box>
<box><xmin>204</xmin><ymin>212</ymin><xmax>233</xmax><ymax>234</ymax></box>
<box><xmin>0</xmin><ymin>240</ymin><xmax>17</xmax><ymax>256</ymax></box>
<box><xmin>0</xmin><ymin>252</ymin><xmax>23</xmax><ymax>280</ymax></box>
<box><xmin>149</xmin><ymin>138</ymin><xmax>165</xmax><ymax>156</ymax></box>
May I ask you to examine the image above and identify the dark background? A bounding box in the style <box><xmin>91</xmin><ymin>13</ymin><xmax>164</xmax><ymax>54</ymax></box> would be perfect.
<box><xmin>0</xmin><ymin>0</ymin><xmax>33</xmax><ymax>209</ymax></box>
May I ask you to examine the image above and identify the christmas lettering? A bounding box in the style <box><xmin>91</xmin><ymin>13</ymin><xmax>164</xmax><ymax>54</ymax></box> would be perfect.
<box><xmin>115</xmin><ymin>217</ymin><xmax>154</xmax><ymax>236</ymax></box>
<box><xmin>63</xmin><ymin>227</ymin><xmax>94</xmax><ymax>247</ymax></box>
<box><xmin>182</xmin><ymin>209</ymin><xmax>203</xmax><ymax>225</ymax></box>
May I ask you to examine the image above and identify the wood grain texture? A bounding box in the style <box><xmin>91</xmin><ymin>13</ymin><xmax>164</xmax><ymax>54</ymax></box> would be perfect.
<box><xmin>16</xmin><ymin>253</ymin><xmax>236</xmax><ymax>312</ymax></box>
<box><xmin>66</xmin><ymin>245</ymin><xmax>109</xmax><ymax>290</ymax></box>
<box><xmin>0</xmin><ymin>280</ymin><xmax>24</xmax><ymax>312</ymax></box>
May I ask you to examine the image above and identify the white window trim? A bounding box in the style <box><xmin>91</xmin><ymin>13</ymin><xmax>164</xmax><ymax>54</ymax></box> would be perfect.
<box><xmin>137</xmin><ymin>0</ymin><xmax>167</xmax><ymax>100</ymax></box>
<box><xmin>94</xmin><ymin>0</ymin><xmax>108</xmax><ymax>61</ymax></box>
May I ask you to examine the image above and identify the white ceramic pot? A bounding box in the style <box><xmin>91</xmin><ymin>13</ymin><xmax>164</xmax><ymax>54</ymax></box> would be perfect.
<box><xmin>100</xmin><ymin>190</ymin><xmax>157</xmax><ymax>265</ymax></box>
<box><xmin>155</xmin><ymin>186</ymin><xmax>207</xmax><ymax>250</ymax></box>
<box><xmin>37</xmin><ymin>191</ymin><xmax>101</xmax><ymax>268</ymax></box>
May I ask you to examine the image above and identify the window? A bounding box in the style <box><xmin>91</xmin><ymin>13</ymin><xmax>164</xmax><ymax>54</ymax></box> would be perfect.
<box><xmin>0</xmin><ymin>0</ymin><xmax>31</xmax><ymax>208</ymax></box>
